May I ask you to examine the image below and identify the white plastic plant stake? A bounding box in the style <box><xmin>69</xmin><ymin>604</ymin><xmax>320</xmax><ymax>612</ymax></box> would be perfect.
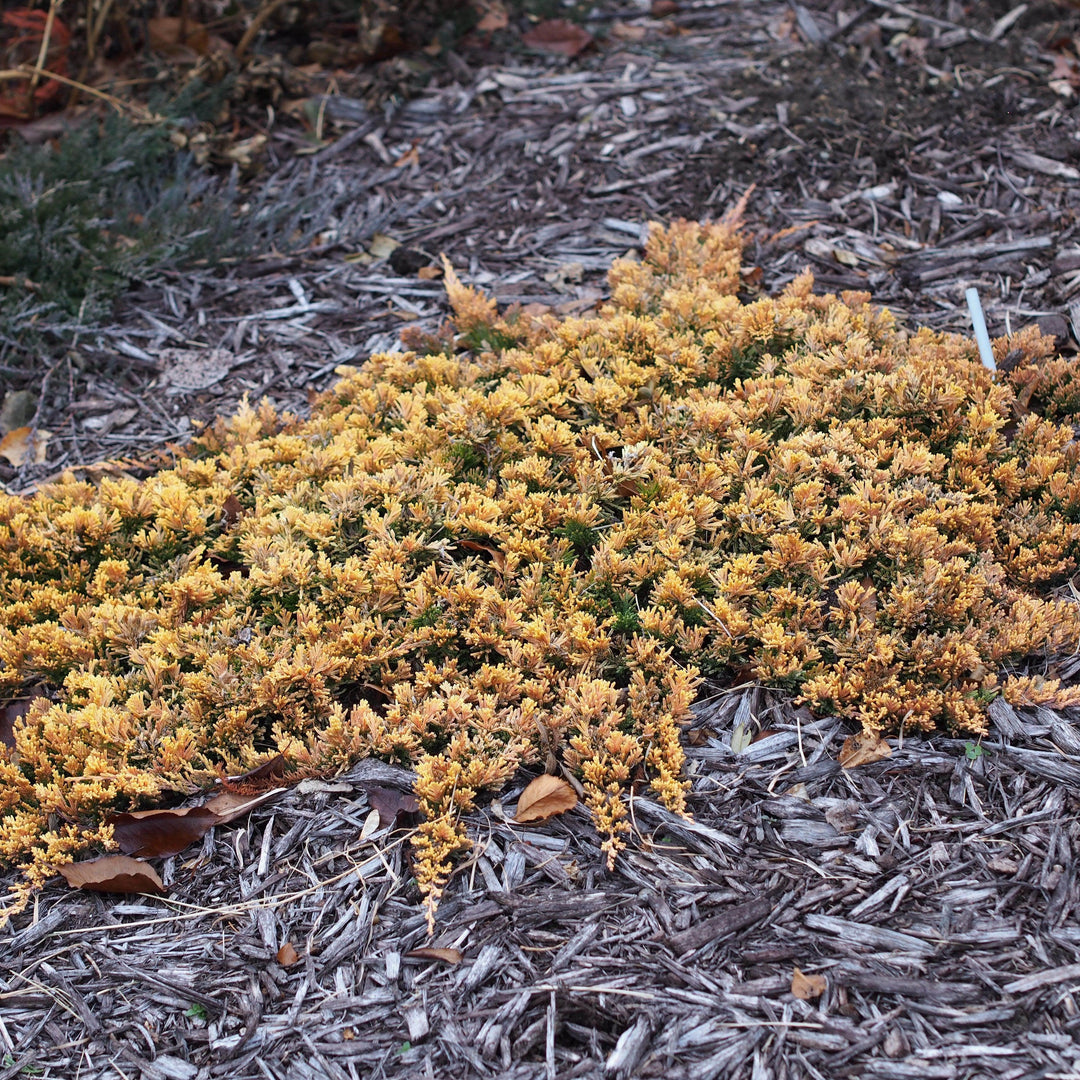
<box><xmin>965</xmin><ymin>287</ymin><xmax>996</xmax><ymax>371</ymax></box>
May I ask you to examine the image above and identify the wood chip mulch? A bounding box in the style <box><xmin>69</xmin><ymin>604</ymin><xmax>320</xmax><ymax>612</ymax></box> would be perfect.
<box><xmin>5</xmin><ymin>2</ymin><xmax>1080</xmax><ymax>1076</ymax></box>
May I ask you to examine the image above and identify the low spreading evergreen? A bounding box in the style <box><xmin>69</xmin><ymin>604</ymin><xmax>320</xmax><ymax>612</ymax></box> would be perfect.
<box><xmin>3</xmin><ymin>220</ymin><xmax>1080</xmax><ymax>924</ymax></box>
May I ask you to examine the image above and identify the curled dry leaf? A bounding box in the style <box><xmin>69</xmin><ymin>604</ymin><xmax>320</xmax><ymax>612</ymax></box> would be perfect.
<box><xmin>225</xmin><ymin>753</ymin><xmax>288</xmax><ymax>792</ymax></box>
<box><xmin>791</xmin><ymin>967</ymin><xmax>827</xmax><ymax>1001</ymax></box>
<box><xmin>57</xmin><ymin>855</ymin><xmax>164</xmax><ymax>895</ymax></box>
<box><xmin>457</xmin><ymin>539</ymin><xmax>507</xmax><ymax>574</ymax></box>
<box><xmin>276</xmin><ymin>942</ymin><xmax>301</xmax><ymax>966</ymax></box>
<box><xmin>202</xmin><ymin>787</ymin><xmax>281</xmax><ymax>824</ymax></box>
<box><xmin>521</xmin><ymin>18</ymin><xmax>593</xmax><ymax>57</ymax></box>
<box><xmin>839</xmin><ymin>730</ymin><xmax>892</xmax><ymax>769</ymax></box>
<box><xmin>513</xmin><ymin>774</ymin><xmax>578</xmax><ymax>823</ymax></box>
<box><xmin>406</xmin><ymin>947</ymin><xmax>463</xmax><ymax>964</ymax></box>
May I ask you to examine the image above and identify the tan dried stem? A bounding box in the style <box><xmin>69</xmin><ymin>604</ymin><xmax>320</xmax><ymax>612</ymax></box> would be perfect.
<box><xmin>236</xmin><ymin>0</ymin><xmax>293</xmax><ymax>61</ymax></box>
<box><xmin>29</xmin><ymin>0</ymin><xmax>61</xmax><ymax>92</ymax></box>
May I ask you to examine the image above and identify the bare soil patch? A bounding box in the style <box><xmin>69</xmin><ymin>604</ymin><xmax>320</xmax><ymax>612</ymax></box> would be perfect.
<box><xmin>4</xmin><ymin>2</ymin><xmax>1080</xmax><ymax>1077</ymax></box>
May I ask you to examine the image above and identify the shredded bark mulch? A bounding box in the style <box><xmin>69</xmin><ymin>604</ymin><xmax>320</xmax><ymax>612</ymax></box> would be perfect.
<box><xmin>5</xmin><ymin>1</ymin><xmax>1080</xmax><ymax>1076</ymax></box>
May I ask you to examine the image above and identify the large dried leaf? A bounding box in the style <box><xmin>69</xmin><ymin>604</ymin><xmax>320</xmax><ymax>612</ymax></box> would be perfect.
<box><xmin>57</xmin><ymin>855</ymin><xmax>164</xmax><ymax>895</ymax></box>
<box><xmin>0</xmin><ymin>426</ymin><xmax>50</xmax><ymax>466</ymax></box>
<box><xmin>513</xmin><ymin>774</ymin><xmax>577</xmax><ymax>823</ymax></box>
<box><xmin>839</xmin><ymin>730</ymin><xmax>892</xmax><ymax>769</ymax></box>
<box><xmin>521</xmin><ymin>19</ymin><xmax>593</xmax><ymax>57</ymax></box>
<box><xmin>365</xmin><ymin>784</ymin><xmax>420</xmax><ymax>829</ymax></box>
<box><xmin>107</xmin><ymin>806</ymin><xmax>219</xmax><ymax>858</ymax></box>
<box><xmin>791</xmin><ymin>967</ymin><xmax>826</xmax><ymax>1000</ymax></box>
<box><xmin>110</xmin><ymin>785</ymin><xmax>281</xmax><ymax>856</ymax></box>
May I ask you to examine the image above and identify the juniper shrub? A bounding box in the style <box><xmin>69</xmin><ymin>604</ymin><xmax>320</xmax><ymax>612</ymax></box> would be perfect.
<box><xmin>2</xmin><ymin>220</ymin><xmax>1080</xmax><ymax>925</ymax></box>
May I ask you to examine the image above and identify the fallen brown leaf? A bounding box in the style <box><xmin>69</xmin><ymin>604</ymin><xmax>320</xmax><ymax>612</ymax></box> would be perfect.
<box><xmin>0</xmin><ymin>695</ymin><xmax>40</xmax><ymax>750</ymax></box>
<box><xmin>365</xmin><ymin>784</ymin><xmax>420</xmax><ymax>829</ymax></box>
<box><xmin>839</xmin><ymin>730</ymin><xmax>892</xmax><ymax>769</ymax></box>
<box><xmin>610</xmin><ymin>20</ymin><xmax>647</xmax><ymax>42</ymax></box>
<box><xmin>474</xmin><ymin>0</ymin><xmax>509</xmax><ymax>33</ymax></box>
<box><xmin>202</xmin><ymin>788</ymin><xmax>282</xmax><ymax>824</ymax></box>
<box><xmin>107</xmin><ymin>806</ymin><xmax>219</xmax><ymax>858</ymax></box>
<box><xmin>57</xmin><ymin>855</ymin><xmax>164</xmax><ymax>895</ymax></box>
<box><xmin>147</xmin><ymin>16</ymin><xmax>230</xmax><ymax>57</ymax></box>
<box><xmin>513</xmin><ymin>774</ymin><xmax>577</xmax><ymax>823</ymax></box>
<box><xmin>0</xmin><ymin>426</ymin><xmax>50</xmax><ymax>466</ymax></box>
<box><xmin>406</xmin><ymin>947</ymin><xmax>463</xmax><ymax>964</ymax></box>
<box><xmin>457</xmin><ymin>538</ymin><xmax>507</xmax><ymax>574</ymax></box>
<box><xmin>521</xmin><ymin>19</ymin><xmax>593</xmax><ymax>57</ymax></box>
<box><xmin>225</xmin><ymin>753</ymin><xmax>289</xmax><ymax>791</ymax></box>
<box><xmin>221</xmin><ymin>493</ymin><xmax>243</xmax><ymax>529</ymax></box>
<box><xmin>276</xmin><ymin>942</ymin><xmax>301</xmax><ymax>966</ymax></box>
<box><xmin>791</xmin><ymin>967</ymin><xmax>826</xmax><ymax>1001</ymax></box>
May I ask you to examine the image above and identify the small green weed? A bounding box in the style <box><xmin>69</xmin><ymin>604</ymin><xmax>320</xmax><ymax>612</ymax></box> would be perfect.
<box><xmin>1</xmin><ymin>1055</ymin><xmax>42</xmax><ymax>1076</ymax></box>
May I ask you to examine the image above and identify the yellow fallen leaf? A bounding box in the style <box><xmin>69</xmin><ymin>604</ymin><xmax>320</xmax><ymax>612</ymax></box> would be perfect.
<box><xmin>368</xmin><ymin>233</ymin><xmax>400</xmax><ymax>259</ymax></box>
<box><xmin>513</xmin><ymin>774</ymin><xmax>577</xmax><ymax>823</ymax></box>
<box><xmin>839</xmin><ymin>730</ymin><xmax>892</xmax><ymax>769</ymax></box>
<box><xmin>0</xmin><ymin>426</ymin><xmax>50</xmax><ymax>466</ymax></box>
<box><xmin>791</xmin><ymin>967</ymin><xmax>826</xmax><ymax>1000</ymax></box>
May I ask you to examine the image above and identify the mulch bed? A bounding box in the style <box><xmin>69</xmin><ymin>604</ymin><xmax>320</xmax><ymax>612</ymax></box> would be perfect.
<box><xmin>5</xmin><ymin>1</ymin><xmax>1080</xmax><ymax>1076</ymax></box>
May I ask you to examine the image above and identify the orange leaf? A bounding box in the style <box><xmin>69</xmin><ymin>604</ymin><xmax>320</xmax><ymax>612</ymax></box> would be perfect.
<box><xmin>0</xmin><ymin>426</ymin><xmax>50</xmax><ymax>466</ymax></box>
<box><xmin>521</xmin><ymin>19</ymin><xmax>593</xmax><ymax>57</ymax></box>
<box><xmin>277</xmin><ymin>942</ymin><xmax>301</xmax><ymax>966</ymax></box>
<box><xmin>791</xmin><ymin>967</ymin><xmax>826</xmax><ymax>1001</ymax></box>
<box><xmin>513</xmin><ymin>774</ymin><xmax>577</xmax><ymax>823</ymax></box>
<box><xmin>839</xmin><ymin>730</ymin><xmax>892</xmax><ymax>769</ymax></box>
<box><xmin>417</xmin><ymin>265</ymin><xmax>442</xmax><ymax>280</ymax></box>
<box><xmin>406</xmin><ymin>947</ymin><xmax>463</xmax><ymax>964</ymax></box>
<box><xmin>57</xmin><ymin>855</ymin><xmax>164</xmax><ymax>895</ymax></box>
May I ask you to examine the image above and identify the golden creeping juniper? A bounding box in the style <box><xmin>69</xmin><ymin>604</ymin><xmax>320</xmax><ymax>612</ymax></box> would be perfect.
<box><xmin>2</xmin><ymin>220</ymin><xmax>1080</xmax><ymax>926</ymax></box>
